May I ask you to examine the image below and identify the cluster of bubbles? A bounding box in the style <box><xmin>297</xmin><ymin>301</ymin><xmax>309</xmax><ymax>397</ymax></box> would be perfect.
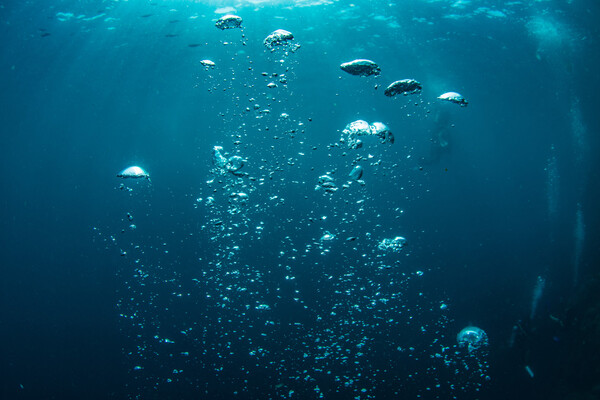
<box><xmin>341</xmin><ymin>120</ymin><xmax>394</xmax><ymax>150</ymax></box>
<box><xmin>212</xmin><ymin>146</ymin><xmax>246</xmax><ymax>176</ymax></box>
<box><xmin>377</xmin><ymin>236</ymin><xmax>407</xmax><ymax>253</ymax></box>
<box><xmin>103</xmin><ymin>7</ymin><xmax>489</xmax><ymax>400</ymax></box>
<box><xmin>315</xmin><ymin>173</ymin><xmax>338</xmax><ymax>194</ymax></box>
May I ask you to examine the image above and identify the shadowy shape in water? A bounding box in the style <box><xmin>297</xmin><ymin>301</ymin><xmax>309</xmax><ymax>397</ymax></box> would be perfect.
<box><xmin>420</xmin><ymin>110</ymin><xmax>452</xmax><ymax>166</ymax></box>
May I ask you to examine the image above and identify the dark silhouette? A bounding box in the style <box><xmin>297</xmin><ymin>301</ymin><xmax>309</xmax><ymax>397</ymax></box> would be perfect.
<box><xmin>421</xmin><ymin>110</ymin><xmax>452</xmax><ymax>166</ymax></box>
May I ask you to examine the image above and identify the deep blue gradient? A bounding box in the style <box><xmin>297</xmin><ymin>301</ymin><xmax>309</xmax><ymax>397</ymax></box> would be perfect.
<box><xmin>1</xmin><ymin>1</ymin><xmax>599</xmax><ymax>399</ymax></box>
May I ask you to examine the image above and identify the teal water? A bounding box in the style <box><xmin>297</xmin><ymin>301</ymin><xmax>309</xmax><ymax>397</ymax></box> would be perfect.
<box><xmin>1</xmin><ymin>1</ymin><xmax>599</xmax><ymax>399</ymax></box>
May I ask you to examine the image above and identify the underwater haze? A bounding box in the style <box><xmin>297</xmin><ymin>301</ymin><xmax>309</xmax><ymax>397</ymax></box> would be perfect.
<box><xmin>1</xmin><ymin>0</ymin><xmax>600</xmax><ymax>399</ymax></box>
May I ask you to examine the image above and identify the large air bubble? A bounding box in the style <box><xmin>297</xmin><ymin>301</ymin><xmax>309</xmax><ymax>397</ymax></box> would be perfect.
<box><xmin>341</xmin><ymin>120</ymin><xmax>394</xmax><ymax>149</ymax></box>
<box><xmin>340</xmin><ymin>59</ymin><xmax>381</xmax><ymax>76</ymax></box>
<box><xmin>215</xmin><ymin>14</ymin><xmax>242</xmax><ymax>30</ymax></box>
<box><xmin>457</xmin><ymin>326</ymin><xmax>488</xmax><ymax>353</ymax></box>
<box><xmin>117</xmin><ymin>166</ymin><xmax>150</xmax><ymax>179</ymax></box>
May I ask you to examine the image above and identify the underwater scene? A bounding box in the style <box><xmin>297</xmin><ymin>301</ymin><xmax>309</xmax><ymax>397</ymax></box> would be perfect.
<box><xmin>1</xmin><ymin>0</ymin><xmax>599</xmax><ymax>399</ymax></box>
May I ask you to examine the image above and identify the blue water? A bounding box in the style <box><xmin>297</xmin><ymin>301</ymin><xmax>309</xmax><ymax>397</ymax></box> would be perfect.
<box><xmin>1</xmin><ymin>1</ymin><xmax>599</xmax><ymax>399</ymax></box>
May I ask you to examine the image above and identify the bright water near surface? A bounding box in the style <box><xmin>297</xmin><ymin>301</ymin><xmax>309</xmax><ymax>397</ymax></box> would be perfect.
<box><xmin>1</xmin><ymin>1</ymin><xmax>600</xmax><ymax>399</ymax></box>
